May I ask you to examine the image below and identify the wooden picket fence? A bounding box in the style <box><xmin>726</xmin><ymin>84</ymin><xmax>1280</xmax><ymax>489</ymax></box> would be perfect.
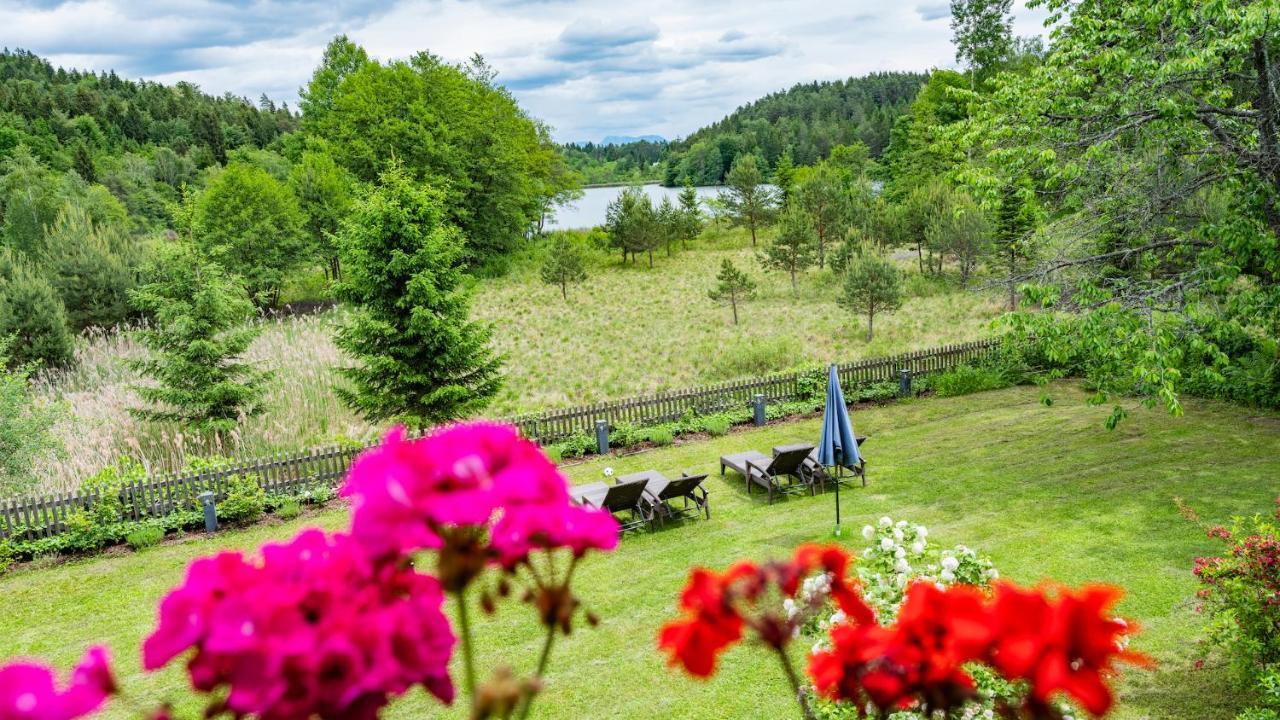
<box><xmin>0</xmin><ymin>340</ymin><xmax>996</xmax><ymax>541</ymax></box>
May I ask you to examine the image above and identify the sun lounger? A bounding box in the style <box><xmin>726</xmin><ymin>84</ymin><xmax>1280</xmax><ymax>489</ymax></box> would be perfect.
<box><xmin>575</xmin><ymin>476</ymin><xmax>653</xmax><ymax>532</ymax></box>
<box><xmin>719</xmin><ymin>445</ymin><xmax>812</xmax><ymax>503</ymax></box>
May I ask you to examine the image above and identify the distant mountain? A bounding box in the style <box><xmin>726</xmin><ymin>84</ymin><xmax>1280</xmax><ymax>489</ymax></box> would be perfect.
<box><xmin>600</xmin><ymin>134</ymin><xmax>666</xmax><ymax>146</ymax></box>
<box><xmin>663</xmin><ymin>71</ymin><xmax>927</xmax><ymax>185</ymax></box>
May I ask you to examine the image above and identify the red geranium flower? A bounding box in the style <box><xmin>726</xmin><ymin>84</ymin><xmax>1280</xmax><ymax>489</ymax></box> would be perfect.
<box><xmin>659</xmin><ymin>545</ymin><xmax>867</xmax><ymax>678</ymax></box>
<box><xmin>989</xmin><ymin>583</ymin><xmax>1151</xmax><ymax>717</ymax></box>
<box><xmin>657</xmin><ymin>567</ymin><xmax>747</xmax><ymax>677</ymax></box>
<box><xmin>809</xmin><ymin>582</ymin><xmax>993</xmax><ymax>713</ymax></box>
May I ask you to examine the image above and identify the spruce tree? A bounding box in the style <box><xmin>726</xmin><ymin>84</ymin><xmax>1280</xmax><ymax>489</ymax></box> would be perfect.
<box><xmin>760</xmin><ymin>206</ymin><xmax>817</xmax><ymax>293</ymax></box>
<box><xmin>129</xmin><ymin>244</ymin><xmax>266</xmax><ymax>434</ymax></box>
<box><xmin>772</xmin><ymin>148</ymin><xmax>796</xmax><ymax>202</ymax></box>
<box><xmin>839</xmin><ymin>250</ymin><xmax>903</xmax><ymax>342</ymax></box>
<box><xmin>656</xmin><ymin>196</ymin><xmax>680</xmax><ymax>257</ymax></box>
<box><xmin>72</xmin><ymin>143</ymin><xmax>96</xmax><ymax>183</ymax></box>
<box><xmin>707</xmin><ymin>258</ymin><xmax>757</xmax><ymax>325</ymax></box>
<box><xmin>540</xmin><ymin>234</ymin><xmax>587</xmax><ymax>301</ymax></box>
<box><xmin>0</xmin><ymin>249</ymin><xmax>75</xmax><ymax>369</ymax></box>
<box><xmin>334</xmin><ymin>164</ymin><xmax>501</xmax><ymax>427</ymax></box>
<box><xmin>677</xmin><ymin>182</ymin><xmax>703</xmax><ymax>248</ymax></box>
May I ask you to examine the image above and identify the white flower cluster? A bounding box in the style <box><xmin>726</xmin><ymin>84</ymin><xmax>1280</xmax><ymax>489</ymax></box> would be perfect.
<box><xmin>857</xmin><ymin>518</ymin><xmax>931</xmax><ymax>620</ymax></box>
<box><xmin>805</xmin><ymin>517</ymin><xmax>1019</xmax><ymax>720</ymax></box>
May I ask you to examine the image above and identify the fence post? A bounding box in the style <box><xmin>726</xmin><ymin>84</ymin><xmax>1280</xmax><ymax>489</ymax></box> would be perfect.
<box><xmin>199</xmin><ymin>491</ymin><xmax>217</xmax><ymax>533</ymax></box>
<box><xmin>899</xmin><ymin>368</ymin><xmax>912</xmax><ymax>398</ymax></box>
<box><xmin>753</xmin><ymin>394</ymin><xmax>767</xmax><ymax>426</ymax></box>
<box><xmin>595</xmin><ymin>420</ymin><xmax>609</xmax><ymax>456</ymax></box>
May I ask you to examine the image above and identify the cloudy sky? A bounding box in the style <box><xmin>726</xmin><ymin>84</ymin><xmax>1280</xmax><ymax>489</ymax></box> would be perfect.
<box><xmin>0</xmin><ymin>0</ymin><xmax>1050</xmax><ymax>143</ymax></box>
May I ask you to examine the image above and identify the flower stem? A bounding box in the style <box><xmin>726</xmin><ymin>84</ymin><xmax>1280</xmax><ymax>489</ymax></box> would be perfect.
<box><xmin>516</xmin><ymin>556</ymin><xmax>579</xmax><ymax>720</ymax></box>
<box><xmin>515</xmin><ymin>625</ymin><xmax>556</xmax><ymax>720</ymax></box>
<box><xmin>776</xmin><ymin>647</ymin><xmax>816</xmax><ymax>720</ymax></box>
<box><xmin>454</xmin><ymin>590</ymin><xmax>477</xmax><ymax>704</ymax></box>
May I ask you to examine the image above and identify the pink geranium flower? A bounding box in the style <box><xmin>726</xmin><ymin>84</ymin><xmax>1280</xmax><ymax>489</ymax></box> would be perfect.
<box><xmin>0</xmin><ymin>646</ymin><xmax>116</xmax><ymax>720</ymax></box>
<box><xmin>143</xmin><ymin>529</ymin><xmax>455</xmax><ymax>719</ymax></box>
<box><xmin>341</xmin><ymin>423</ymin><xmax>618</xmax><ymax>568</ymax></box>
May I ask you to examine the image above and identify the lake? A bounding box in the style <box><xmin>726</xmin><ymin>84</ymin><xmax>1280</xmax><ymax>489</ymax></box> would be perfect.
<box><xmin>547</xmin><ymin>183</ymin><xmax>728</xmax><ymax>230</ymax></box>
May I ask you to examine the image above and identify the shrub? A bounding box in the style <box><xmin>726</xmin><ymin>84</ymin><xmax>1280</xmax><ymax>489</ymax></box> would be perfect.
<box><xmin>125</xmin><ymin>524</ymin><xmax>164</xmax><ymax>550</ymax></box>
<box><xmin>1191</xmin><ymin>498</ymin><xmax>1280</xmax><ymax>717</ymax></box>
<box><xmin>645</xmin><ymin>427</ymin><xmax>674</xmax><ymax>447</ymax></box>
<box><xmin>61</xmin><ymin>510</ymin><xmax>114</xmax><ymax>553</ymax></box>
<box><xmin>275</xmin><ymin>498</ymin><xmax>302</xmax><ymax>520</ymax></box>
<box><xmin>931</xmin><ymin>364</ymin><xmax>1013</xmax><ymax>397</ymax></box>
<box><xmin>0</xmin><ymin>537</ymin><xmax>12</xmax><ymax>574</ymax></box>
<box><xmin>217</xmin><ymin>474</ymin><xmax>266</xmax><ymax>525</ymax></box>
<box><xmin>856</xmin><ymin>380</ymin><xmax>899</xmax><ymax>403</ymax></box>
<box><xmin>702</xmin><ymin>415</ymin><xmax>731</xmax><ymax>437</ymax></box>
<box><xmin>794</xmin><ymin>366</ymin><xmax>828</xmax><ymax>403</ymax></box>
<box><xmin>0</xmin><ymin>339</ymin><xmax>65</xmax><ymax>496</ymax></box>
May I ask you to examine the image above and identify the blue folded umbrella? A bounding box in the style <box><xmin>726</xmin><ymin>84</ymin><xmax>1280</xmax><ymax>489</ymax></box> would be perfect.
<box><xmin>817</xmin><ymin>364</ymin><xmax>860</xmax><ymax>470</ymax></box>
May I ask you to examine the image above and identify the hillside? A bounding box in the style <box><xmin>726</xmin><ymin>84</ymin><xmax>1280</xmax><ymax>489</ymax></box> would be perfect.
<box><xmin>560</xmin><ymin>138</ymin><xmax>667</xmax><ymax>185</ymax></box>
<box><xmin>662</xmin><ymin>71</ymin><xmax>926</xmax><ymax>185</ymax></box>
<box><xmin>0</xmin><ymin>49</ymin><xmax>296</xmax><ymax>230</ymax></box>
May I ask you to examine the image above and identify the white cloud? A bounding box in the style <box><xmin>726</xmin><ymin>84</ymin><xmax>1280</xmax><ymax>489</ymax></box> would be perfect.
<box><xmin>0</xmin><ymin>0</ymin><xmax>1052</xmax><ymax>143</ymax></box>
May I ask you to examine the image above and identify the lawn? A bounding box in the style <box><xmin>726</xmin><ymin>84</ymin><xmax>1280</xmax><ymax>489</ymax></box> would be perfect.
<box><xmin>4</xmin><ymin>382</ymin><xmax>1268</xmax><ymax>719</ymax></box>
<box><xmin>29</xmin><ymin>225</ymin><xmax>1001</xmax><ymax>493</ymax></box>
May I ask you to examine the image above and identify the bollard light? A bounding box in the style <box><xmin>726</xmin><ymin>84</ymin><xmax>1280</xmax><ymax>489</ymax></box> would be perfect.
<box><xmin>899</xmin><ymin>368</ymin><xmax>912</xmax><ymax>398</ymax></box>
<box><xmin>752</xmin><ymin>394</ymin><xmax>766</xmax><ymax>426</ymax></box>
<box><xmin>595</xmin><ymin>420</ymin><xmax>610</xmax><ymax>456</ymax></box>
<box><xmin>199</xmin><ymin>491</ymin><xmax>218</xmax><ymax>533</ymax></box>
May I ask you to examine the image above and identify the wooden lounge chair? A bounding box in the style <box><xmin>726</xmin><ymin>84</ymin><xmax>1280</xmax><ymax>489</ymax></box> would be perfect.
<box><xmin>616</xmin><ymin>470</ymin><xmax>711</xmax><ymax>525</ymax></box>
<box><xmin>569</xmin><ymin>481</ymin><xmax>609</xmax><ymax>508</ymax></box>
<box><xmin>586</xmin><ymin>477</ymin><xmax>654</xmax><ymax>532</ymax></box>
<box><xmin>776</xmin><ymin>438</ymin><xmax>869</xmax><ymax>490</ymax></box>
<box><xmin>719</xmin><ymin>446</ymin><xmax>813</xmax><ymax>503</ymax></box>
<box><xmin>651</xmin><ymin>473</ymin><xmax>711</xmax><ymax>523</ymax></box>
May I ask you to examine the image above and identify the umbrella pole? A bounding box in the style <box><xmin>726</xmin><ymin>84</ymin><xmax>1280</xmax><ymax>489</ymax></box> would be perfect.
<box><xmin>834</xmin><ymin>465</ymin><xmax>842</xmax><ymax>536</ymax></box>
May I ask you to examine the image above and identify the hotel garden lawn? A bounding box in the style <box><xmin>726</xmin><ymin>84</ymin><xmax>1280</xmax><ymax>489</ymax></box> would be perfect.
<box><xmin>1</xmin><ymin>381</ymin><xmax>1275</xmax><ymax>719</ymax></box>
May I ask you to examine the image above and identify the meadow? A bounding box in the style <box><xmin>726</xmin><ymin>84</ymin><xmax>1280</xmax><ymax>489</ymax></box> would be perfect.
<box><xmin>2</xmin><ymin>382</ymin><xmax>1274</xmax><ymax>719</ymax></box>
<box><xmin>27</xmin><ymin>224</ymin><xmax>1002</xmax><ymax>494</ymax></box>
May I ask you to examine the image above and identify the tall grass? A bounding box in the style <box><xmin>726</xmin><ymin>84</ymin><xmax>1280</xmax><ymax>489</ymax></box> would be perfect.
<box><xmin>31</xmin><ymin>313</ymin><xmax>376</xmax><ymax>494</ymax></box>
<box><xmin>27</xmin><ymin>227</ymin><xmax>1003</xmax><ymax>494</ymax></box>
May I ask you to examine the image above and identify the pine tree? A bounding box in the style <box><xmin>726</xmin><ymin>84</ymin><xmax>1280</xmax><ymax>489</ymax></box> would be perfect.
<box><xmin>334</xmin><ymin>164</ymin><xmax>501</xmax><ymax>427</ymax></box>
<box><xmin>43</xmin><ymin>203</ymin><xmax>135</xmax><ymax>331</ymax></box>
<box><xmin>760</xmin><ymin>207</ymin><xmax>817</xmax><ymax>293</ymax></box>
<box><xmin>708</xmin><ymin>258</ymin><xmax>757</xmax><ymax>325</ymax></box>
<box><xmin>128</xmin><ymin>244</ymin><xmax>266</xmax><ymax>434</ymax></box>
<box><xmin>720</xmin><ymin>154</ymin><xmax>778</xmax><ymax>246</ymax></box>
<box><xmin>540</xmin><ymin>234</ymin><xmax>587</xmax><ymax>301</ymax></box>
<box><xmin>604</xmin><ymin>186</ymin><xmax>659</xmax><ymax>266</ymax></box>
<box><xmin>793</xmin><ymin>162</ymin><xmax>849</xmax><ymax>269</ymax></box>
<box><xmin>0</xmin><ymin>250</ymin><xmax>75</xmax><ymax>369</ymax></box>
<box><xmin>839</xmin><ymin>250</ymin><xmax>903</xmax><ymax>342</ymax></box>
